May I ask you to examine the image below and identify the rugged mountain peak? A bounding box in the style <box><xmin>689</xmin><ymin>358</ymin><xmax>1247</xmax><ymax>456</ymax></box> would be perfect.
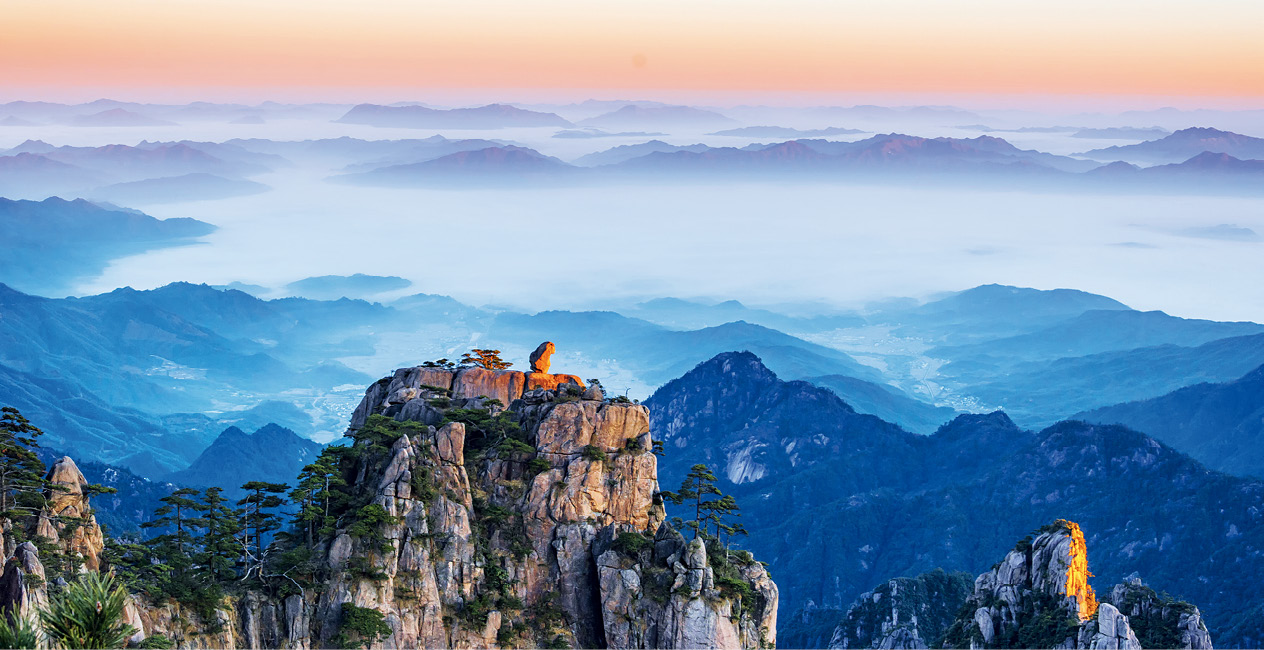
<box><xmin>647</xmin><ymin>351</ymin><xmax>914</xmax><ymax>488</ymax></box>
<box><xmin>121</xmin><ymin>359</ymin><xmax>778</xmax><ymax>648</ymax></box>
<box><xmin>942</xmin><ymin>520</ymin><xmax>1211</xmax><ymax>649</ymax></box>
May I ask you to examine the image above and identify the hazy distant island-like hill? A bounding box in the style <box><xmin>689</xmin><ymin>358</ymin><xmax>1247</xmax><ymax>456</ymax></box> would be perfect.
<box><xmin>0</xmin><ymin>197</ymin><xmax>215</xmax><ymax>295</ymax></box>
<box><xmin>89</xmin><ymin>172</ymin><xmax>270</xmax><ymax>204</ymax></box>
<box><xmin>334</xmin><ymin>102</ymin><xmax>573</xmax><ymax>128</ymax></box>
<box><xmin>285</xmin><ymin>273</ymin><xmax>413</xmax><ymax>299</ymax></box>
<box><xmin>577</xmin><ymin>104</ymin><xmax>739</xmax><ymax>130</ymax></box>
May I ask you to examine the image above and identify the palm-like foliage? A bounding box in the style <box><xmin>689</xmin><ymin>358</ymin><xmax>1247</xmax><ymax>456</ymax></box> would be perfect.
<box><xmin>0</xmin><ymin>609</ymin><xmax>40</xmax><ymax>650</ymax></box>
<box><xmin>40</xmin><ymin>572</ymin><xmax>137</xmax><ymax>649</ymax></box>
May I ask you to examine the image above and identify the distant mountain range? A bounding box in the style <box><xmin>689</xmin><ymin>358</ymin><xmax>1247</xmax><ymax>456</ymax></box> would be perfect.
<box><xmin>70</xmin><ymin>108</ymin><xmax>175</xmax><ymax>127</ymax></box>
<box><xmin>708</xmin><ymin>125</ymin><xmax>867</xmax><ymax>138</ymax></box>
<box><xmin>570</xmin><ymin>140</ymin><xmax>713</xmax><ymax>166</ymax></box>
<box><xmin>0</xmin><ymin>98</ymin><xmax>352</xmax><ymax>125</ymax></box>
<box><xmin>89</xmin><ymin>173</ymin><xmax>270</xmax><ymax>204</ymax></box>
<box><xmin>6</xmin><ymin>279</ymin><xmax>1264</xmax><ymax>491</ymax></box>
<box><xmin>0</xmin><ymin>197</ymin><xmax>215</xmax><ymax>295</ymax></box>
<box><xmin>334</xmin><ymin>103</ymin><xmax>572</xmax><ymax>129</ymax></box>
<box><xmin>167</xmin><ymin>423</ymin><xmax>323</xmax><ymax>497</ymax></box>
<box><xmin>320</xmin><ymin>131</ymin><xmax>1264</xmax><ymax>192</ymax></box>
<box><xmin>223</xmin><ymin>134</ymin><xmax>508</xmax><ymax>168</ymax></box>
<box><xmin>0</xmin><ymin>139</ymin><xmax>280</xmax><ymax>199</ymax></box>
<box><xmin>333</xmin><ymin>145</ymin><xmax>576</xmax><ymax>186</ymax></box>
<box><xmin>647</xmin><ymin>352</ymin><xmax>1264</xmax><ymax>647</ymax></box>
<box><xmin>1077</xmin><ymin>362</ymin><xmax>1264</xmax><ymax>478</ymax></box>
<box><xmin>577</xmin><ymin>104</ymin><xmax>737</xmax><ymax>130</ymax></box>
<box><xmin>1078</xmin><ymin>127</ymin><xmax>1264</xmax><ymax>164</ymax></box>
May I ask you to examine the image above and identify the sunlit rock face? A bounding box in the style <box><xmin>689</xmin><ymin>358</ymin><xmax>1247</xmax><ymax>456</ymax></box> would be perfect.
<box><xmin>1064</xmin><ymin>521</ymin><xmax>1098</xmax><ymax>622</ymax></box>
<box><xmin>529</xmin><ymin>341</ymin><xmax>555</xmax><ymax>373</ymax></box>
<box><xmin>941</xmin><ymin>520</ymin><xmax>1211</xmax><ymax>650</ymax></box>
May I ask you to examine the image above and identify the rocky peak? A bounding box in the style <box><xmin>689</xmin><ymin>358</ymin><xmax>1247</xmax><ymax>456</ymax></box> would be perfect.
<box><xmin>1109</xmin><ymin>578</ymin><xmax>1213</xmax><ymax>650</ymax></box>
<box><xmin>645</xmin><ymin>351</ymin><xmax>913</xmax><ymax>488</ymax></box>
<box><xmin>824</xmin><ymin>568</ymin><xmax>975</xmax><ymax>649</ymax></box>
<box><xmin>124</xmin><ymin>350</ymin><xmax>777</xmax><ymax>649</ymax></box>
<box><xmin>941</xmin><ymin>520</ymin><xmax>1212</xmax><ymax>649</ymax></box>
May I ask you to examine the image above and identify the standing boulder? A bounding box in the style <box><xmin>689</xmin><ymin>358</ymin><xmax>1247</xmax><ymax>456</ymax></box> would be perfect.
<box><xmin>530</xmin><ymin>341</ymin><xmax>556</xmax><ymax>373</ymax></box>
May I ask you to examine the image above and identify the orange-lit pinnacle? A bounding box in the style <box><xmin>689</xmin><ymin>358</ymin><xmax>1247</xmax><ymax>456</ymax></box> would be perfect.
<box><xmin>1064</xmin><ymin>521</ymin><xmax>1099</xmax><ymax>621</ymax></box>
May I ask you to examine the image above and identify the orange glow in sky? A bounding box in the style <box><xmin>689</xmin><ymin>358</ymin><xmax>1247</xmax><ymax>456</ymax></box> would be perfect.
<box><xmin>3</xmin><ymin>0</ymin><xmax>1262</xmax><ymax>103</ymax></box>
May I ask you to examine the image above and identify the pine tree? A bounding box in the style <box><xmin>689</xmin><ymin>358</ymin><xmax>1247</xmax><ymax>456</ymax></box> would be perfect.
<box><xmin>197</xmin><ymin>487</ymin><xmax>244</xmax><ymax>583</ymax></box>
<box><xmin>291</xmin><ymin>451</ymin><xmax>346</xmax><ymax>548</ymax></box>
<box><xmin>460</xmin><ymin>348</ymin><xmax>513</xmax><ymax>370</ymax></box>
<box><xmin>663</xmin><ymin>464</ymin><xmax>721</xmax><ymax>539</ymax></box>
<box><xmin>0</xmin><ymin>407</ymin><xmax>49</xmax><ymax>525</ymax></box>
<box><xmin>142</xmin><ymin>488</ymin><xmax>203</xmax><ymax>558</ymax></box>
<box><xmin>238</xmin><ymin>481</ymin><xmax>289</xmax><ymax>579</ymax></box>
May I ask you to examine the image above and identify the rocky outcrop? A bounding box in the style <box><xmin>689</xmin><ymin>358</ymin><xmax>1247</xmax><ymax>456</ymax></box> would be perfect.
<box><xmin>0</xmin><ymin>542</ymin><xmax>48</xmax><ymax>629</ymax></box>
<box><xmin>349</xmin><ymin>363</ymin><xmax>583</xmax><ymax>431</ymax></box>
<box><xmin>38</xmin><ymin>456</ymin><xmax>106</xmax><ymax>573</ymax></box>
<box><xmin>596</xmin><ymin>534</ymin><xmax>777</xmax><ymax>649</ymax></box>
<box><xmin>823</xmin><ymin>569</ymin><xmax>974</xmax><ymax>649</ymax></box>
<box><xmin>120</xmin><ymin>362</ymin><xmax>776</xmax><ymax>649</ymax></box>
<box><xmin>941</xmin><ymin>520</ymin><xmax>1211</xmax><ymax>650</ymax></box>
<box><xmin>1108</xmin><ymin>578</ymin><xmax>1212</xmax><ymax>650</ymax></box>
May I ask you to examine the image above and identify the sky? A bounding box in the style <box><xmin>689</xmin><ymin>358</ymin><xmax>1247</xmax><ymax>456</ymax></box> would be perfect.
<box><xmin>3</xmin><ymin>0</ymin><xmax>1263</xmax><ymax>107</ymax></box>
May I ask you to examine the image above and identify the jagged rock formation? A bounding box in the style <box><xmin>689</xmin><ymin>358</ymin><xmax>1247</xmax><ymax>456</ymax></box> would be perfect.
<box><xmin>941</xmin><ymin>520</ymin><xmax>1211</xmax><ymax>649</ymax></box>
<box><xmin>823</xmin><ymin>569</ymin><xmax>974</xmax><ymax>649</ymax></box>
<box><xmin>36</xmin><ymin>456</ymin><xmax>107</xmax><ymax>573</ymax></box>
<box><xmin>1108</xmin><ymin>579</ymin><xmax>1212</xmax><ymax>650</ymax></box>
<box><xmin>0</xmin><ymin>457</ymin><xmax>106</xmax><ymax>639</ymax></box>
<box><xmin>18</xmin><ymin>361</ymin><xmax>775</xmax><ymax>649</ymax></box>
<box><xmin>0</xmin><ymin>542</ymin><xmax>48</xmax><ymax>628</ymax></box>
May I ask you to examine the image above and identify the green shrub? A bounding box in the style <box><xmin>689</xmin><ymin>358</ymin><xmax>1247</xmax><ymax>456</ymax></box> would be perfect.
<box><xmin>580</xmin><ymin>445</ymin><xmax>607</xmax><ymax>463</ymax></box>
<box><xmin>716</xmin><ymin>575</ymin><xmax>755</xmax><ymax>601</ymax></box>
<box><xmin>545</xmin><ymin>635</ymin><xmax>571</xmax><ymax>649</ymax></box>
<box><xmin>410</xmin><ymin>467</ymin><xmax>437</xmax><ymax>503</ymax></box>
<box><xmin>137</xmin><ymin>633</ymin><xmax>176</xmax><ymax>649</ymax></box>
<box><xmin>497</xmin><ymin>438</ymin><xmax>535</xmax><ymax>455</ymax></box>
<box><xmin>333</xmin><ymin>603</ymin><xmax>392</xmax><ymax>649</ymax></box>
<box><xmin>345</xmin><ymin>556</ymin><xmax>389</xmax><ymax>582</ymax></box>
<box><xmin>0</xmin><ymin>613</ymin><xmax>39</xmax><ymax>650</ymax></box>
<box><xmin>612</xmin><ymin>531</ymin><xmax>652</xmax><ymax>556</ymax></box>
<box><xmin>40</xmin><ymin>572</ymin><xmax>137</xmax><ymax>650</ymax></box>
<box><xmin>346</xmin><ymin>503</ymin><xmax>400</xmax><ymax>552</ymax></box>
<box><xmin>526</xmin><ymin>457</ymin><xmax>551</xmax><ymax>475</ymax></box>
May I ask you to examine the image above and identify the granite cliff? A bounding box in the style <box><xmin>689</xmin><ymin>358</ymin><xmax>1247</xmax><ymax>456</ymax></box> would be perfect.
<box><xmin>1</xmin><ymin>353</ymin><xmax>778</xmax><ymax>649</ymax></box>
